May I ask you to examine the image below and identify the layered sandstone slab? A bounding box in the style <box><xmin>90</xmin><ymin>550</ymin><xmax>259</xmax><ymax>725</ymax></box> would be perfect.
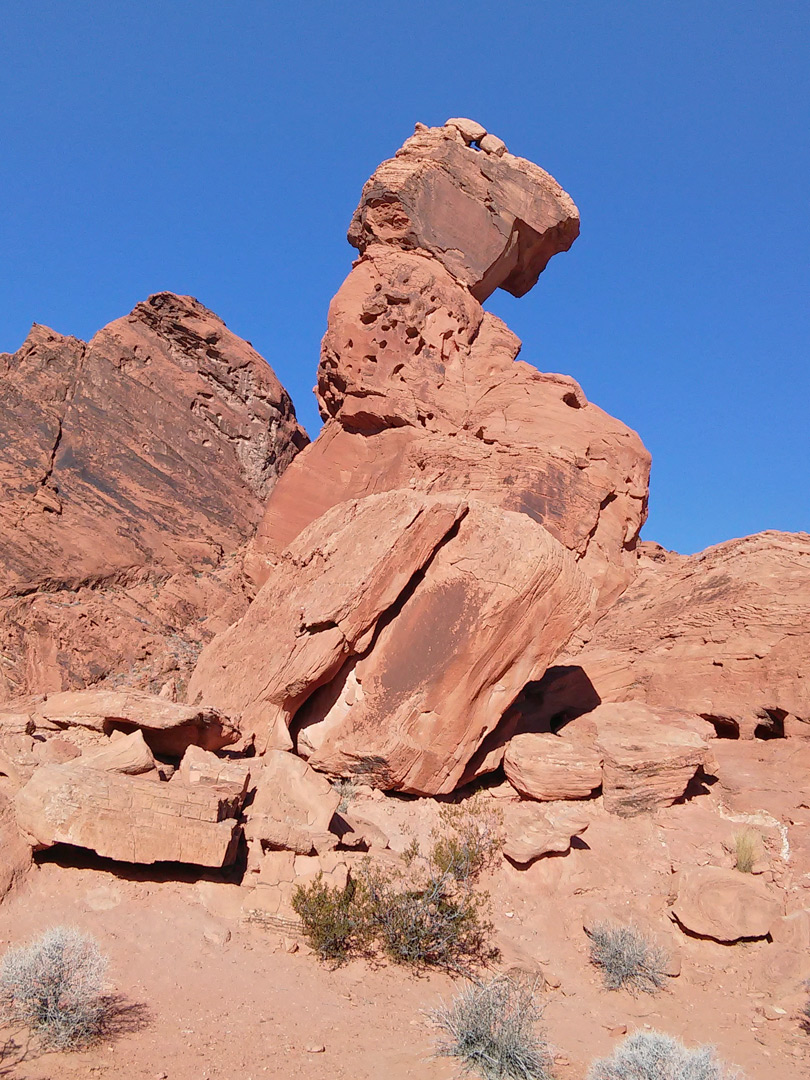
<box><xmin>549</xmin><ymin>532</ymin><xmax>810</xmax><ymax>740</ymax></box>
<box><xmin>191</xmin><ymin>490</ymin><xmax>594</xmax><ymax>794</ymax></box>
<box><xmin>30</xmin><ymin>689</ymin><xmax>240</xmax><ymax>758</ymax></box>
<box><xmin>590</xmin><ymin>701</ymin><xmax>708</xmax><ymax>816</ymax></box>
<box><xmin>503</xmin><ymin>809</ymin><xmax>590</xmax><ymax>866</ymax></box>
<box><xmin>15</xmin><ymin>764</ymin><xmax>241</xmax><ymax>866</ymax></box>
<box><xmin>504</xmin><ymin>733</ymin><xmax>603</xmax><ymax>801</ymax></box>
<box><xmin>671</xmin><ymin>866</ymin><xmax>783</xmax><ymax>943</ymax></box>
<box><xmin>0</xmin><ymin>293</ymin><xmax>307</xmax><ymax>700</ymax></box>
<box><xmin>347</xmin><ymin>121</ymin><xmax>580</xmax><ymax>301</ymax></box>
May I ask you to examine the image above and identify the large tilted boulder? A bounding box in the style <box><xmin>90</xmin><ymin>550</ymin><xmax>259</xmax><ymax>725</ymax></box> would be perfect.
<box><xmin>542</xmin><ymin>532</ymin><xmax>810</xmax><ymax>740</ymax></box>
<box><xmin>250</xmin><ymin>121</ymin><xmax>650</xmax><ymax>614</ymax></box>
<box><xmin>0</xmin><ymin>292</ymin><xmax>307</xmax><ymax>700</ymax></box>
<box><xmin>14</xmin><ymin>764</ymin><xmax>243</xmax><ymax>866</ymax></box>
<box><xmin>191</xmin><ymin>489</ymin><xmax>594</xmax><ymax>794</ymax></box>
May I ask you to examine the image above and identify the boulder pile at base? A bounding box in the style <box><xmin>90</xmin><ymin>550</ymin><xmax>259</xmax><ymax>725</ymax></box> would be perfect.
<box><xmin>0</xmin><ymin>120</ymin><xmax>808</xmax><ymax>934</ymax></box>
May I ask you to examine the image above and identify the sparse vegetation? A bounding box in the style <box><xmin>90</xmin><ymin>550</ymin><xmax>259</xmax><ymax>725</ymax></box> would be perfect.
<box><xmin>430</xmin><ymin>797</ymin><xmax>503</xmax><ymax>882</ymax></box>
<box><xmin>0</xmin><ymin>927</ymin><xmax>109</xmax><ymax>1049</ymax></box>
<box><xmin>291</xmin><ymin>876</ymin><xmax>371</xmax><ymax>965</ymax></box>
<box><xmin>587</xmin><ymin>922</ymin><xmax>668</xmax><ymax>995</ymax></box>
<box><xmin>330</xmin><ymin>776</ymin><xmax>357</xmax><ymax>813</ymax></box>
<box><xmin>587</xmin><ymin>1030</ymin><xmax>743</xmax><ymax>1080</ymax></box>
<box><xmin>733</xmin><ymin>830</ymin><xmax>760</xmax><ymax>874</ymax></box>
<box><xmin>431</xmin><ymin>975</ymin><xmax>552</xmax><ymax>1080</ymax></box>
<box><xmin>293</xmin><ymin>797</ymin><xmax>501</xmax><ymax>971</ymax></box>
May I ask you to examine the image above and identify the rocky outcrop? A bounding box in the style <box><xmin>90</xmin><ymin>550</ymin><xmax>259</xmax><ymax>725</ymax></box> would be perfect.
<box><xmin>20</xmin><ymin>688</ymin><xmax>240</xmax><ymax>758</ymax></box>
<box><xmin>79</xmin><ymin>730</ymin><xmax>158</xmax><ymax>775</ymax></box>
<box><xmin>504</xmin><ymin>733</ymin><xmax>603</xmax><ymax>801</ymax></box>
<box><xmin>243</xmin><ymin>751</ymin><xmax>340</xmax><ymax>856</ymax></box>
<box><xmin>347</xmin><ymin>120</ymin><xmax>580</xmax><ymax>301</ymax></box>
<box><xmin>0</xmin><ymin>293</ymin><xmax>307</xmax><ymax>701</ymax></box>
<box><xmin>503</xmin><ymin>808</ymin><xmax>590</xmax><ymax>866</ymax></box>
<box><xmin>191</xmin><ymin>490</ymin><xmax>593</xmax><ymax>794</ymax></box>
<box><xmin>251</xmin><ymin>121</ymin><xmax>650</xmax><ymax>613</ymax></box>
<box><xmin>671</xmin><ymin>866</ymin><xmax>784</xmax><ymax>943</ymax></box>
<box><xmin>591</xmin><ymin>702</ymin><xmax>709</xmax><ymax>816</ymax></box>
<box><xmin>0</xmin><ymin>793</ymin><xmax>32</xmax><ymax>898</ymax></box>
<box><xmin>545</xmin><ymin>532</ymin><xmax>810</xmax><ymax>741</ymax></box>
<box><xmin>14</xmin><ymin>764</ymin><xmax>243</xmax><ymax>866</ymax></box>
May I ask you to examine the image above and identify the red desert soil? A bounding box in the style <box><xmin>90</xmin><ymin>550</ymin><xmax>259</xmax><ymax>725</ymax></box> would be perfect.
<box><xmin>1</xmin><ymin>740</ymin><xmax>808</xmax><ymax>1080</ymax></box>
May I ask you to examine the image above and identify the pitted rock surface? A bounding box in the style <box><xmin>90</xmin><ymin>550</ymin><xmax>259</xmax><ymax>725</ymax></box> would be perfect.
<box><xmin>252</xmin><ymin>124</ymin><xmax>650</xmax><ymax>612</ymax></box>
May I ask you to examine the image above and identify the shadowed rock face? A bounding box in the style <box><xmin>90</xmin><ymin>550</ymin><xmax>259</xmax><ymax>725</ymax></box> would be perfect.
<box><xmin>253</xmin><ymin>121</ymin><xmax>651</xmax><ymax>613</ymax></box>
<box><xmin>0</xmin><ymin>293</ymin><xmax>308</xmax><ymax>700</ymax></box>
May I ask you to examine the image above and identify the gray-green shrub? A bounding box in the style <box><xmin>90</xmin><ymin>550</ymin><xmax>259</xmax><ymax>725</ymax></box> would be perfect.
<box><xmin>431</xmin><ymin>975</ymin><xmax>552</xmax><ymax>1080</ymax></box>
<box><xmin>587</xmin><ymin>1030</ymin><xmax>743</xmax><ymax>1080</ymax></box>
<box><xmin>0</xmin><ymin>927</ymin><xmax>108</xmax><ymax>1049</ymax></box>
<box><xmin>587</xmin><ymin>923</ymin><xmax>668</xmax><ymax>994</ymax></box>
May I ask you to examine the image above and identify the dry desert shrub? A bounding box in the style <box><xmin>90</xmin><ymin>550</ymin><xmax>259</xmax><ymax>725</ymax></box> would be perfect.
<box><xmin>733</xmin><ymin>830</ymin><xmax>760</xmax><ymax>873</ymax></box>
<box><xmin>587</xmin><ymin>1030</ymin><xmax>743</xmax><ymax>1080</ymax></box>
<box><xmin>0</xmin><ymin>927</ymin><xmax>108</xmax><ymax>1049</ymax></box>
<box><xmin>431</xmin><ymin>975</ymin><xmax>552</xmax><ymax>1080</ymax></box>
<box><xmin>587</xmin><ymin>922</ymin><xmax>668</xmax><ymax>995</ymax></box>
<box><xmin>293</xmin><ymin>796</ymin><xmax>500</xmax><ymax>971</ymax></box>
<box><xmin>431</xmin><ymin>796</ymin><xmax>504</xmax><ymax>883</ymax></box>
<box><xmin>290</xmin><ymin>876</ymin><xmax>372</xmax><ymax>965</ymax></box>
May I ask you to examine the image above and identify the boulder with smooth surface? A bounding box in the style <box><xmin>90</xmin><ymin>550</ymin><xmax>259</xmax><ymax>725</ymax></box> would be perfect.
<box><xmin>671</xmin><ymin>865</ymin><xmax>783</xmax><ymax>942</ymax></box>
<box><xmin>504</xmin><ymin>733</ymin><xmax>603</xmax><ymax>801</ymax></box>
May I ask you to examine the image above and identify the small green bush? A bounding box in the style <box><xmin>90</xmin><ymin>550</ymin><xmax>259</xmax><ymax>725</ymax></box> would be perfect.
<box><xmin>587</xmin><ymin>923</ymin><xmax>668</xmax><ymax>995</ymax></box>
<box><xmin>293</xmin><ymin>797</ymin><xmax>500</xmax><ymax>971</ymax></box>
<box><xmin>0</xmin><ymin>927</ymin><xmax>109</xmax><ymax>1049</ymax></box>
<box><xmin>587</xmin><ymin>1030</ymin><xmax>743</xmax><ymax>1080</ymax></box>
<box><xmin>733</xmin><ymin>830</ymin><xmax>759</xmax><ymax>874</ymax></box>
<box><xmin>431</xmin><ymin>975</ymin><xmax>552</xmax><ymax>1080</ymax></box>
<box><xmin>361</xmin><ymin>860</ymin><xmax>494</xmax><ymax>971</ymax></box>
<box><xmin>291</xmin><ymin>876</ymin><xmax>371</xmax><ymax>965</ymax></box>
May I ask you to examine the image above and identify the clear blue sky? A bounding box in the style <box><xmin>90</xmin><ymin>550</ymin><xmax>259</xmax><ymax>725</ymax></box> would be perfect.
<box><xmin>2</xmin><ymin>3</ymin><xmax>807</xmax><ymax>554</ymax></box>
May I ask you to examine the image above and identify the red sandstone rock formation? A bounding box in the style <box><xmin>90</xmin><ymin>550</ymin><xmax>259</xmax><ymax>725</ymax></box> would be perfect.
<box><xmin>671</xmin><ymin>865</ymin><xmax>784</xmax><ymax>943</ymax></box>
<box><xmin>14</xmin><ymin>763</ymin><xmax>244</xmax><ymax>866</ymax></box>
<box><xmin>543</xmin><ymin>531</ymin><xmax>810</xmax><ymax>741</ymax></box>
<box><xmin>0</xmin><ymin>292</ymin><xmax>307</xmax><ymax>700</ymax></box>
<box><xmin>251</xmin><ymin>121</ymin><xmax>651</xmax><ymax>612</ymax></box>
<box><xmin>190</xmin><ymin>490</ymin><xmax>594</xmax><ymax>794</ymax></box>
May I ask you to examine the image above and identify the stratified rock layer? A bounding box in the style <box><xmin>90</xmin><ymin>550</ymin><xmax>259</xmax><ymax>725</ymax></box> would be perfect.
<box><xmin>15</xmin><ymin>764</ymin><xmax>242</xmax><ymax>866</ymax></box>
<box><xmin>0</xmin><ymin>293</ymin><xmax>307</xmax><ymax>700</ymax></box>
